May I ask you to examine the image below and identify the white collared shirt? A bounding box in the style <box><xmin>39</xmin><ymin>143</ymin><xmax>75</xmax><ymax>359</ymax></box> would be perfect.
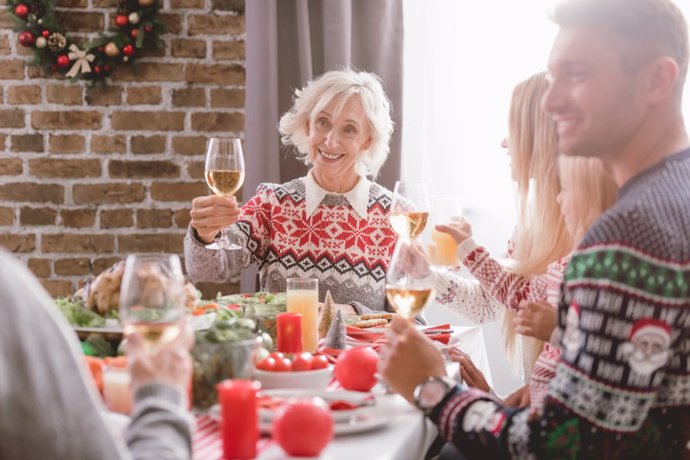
<box><xmin>304</xmin><ymin>170</ymin><xmax>370</xmax><ymax>219</ymax></box>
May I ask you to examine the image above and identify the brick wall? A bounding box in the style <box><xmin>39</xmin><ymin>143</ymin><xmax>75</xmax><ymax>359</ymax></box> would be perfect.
<box><xmin>0</xmin><ymin>0</ymin><xmax>245</xmax><ymax>298</ymax></box>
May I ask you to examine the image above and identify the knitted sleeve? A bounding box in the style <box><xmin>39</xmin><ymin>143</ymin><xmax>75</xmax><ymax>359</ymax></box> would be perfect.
<box><xmin>184</xmin><ymin>184</ymin><xmax>274</xmax><ymax>282</ymax></box>
<box><xmin>429</xmin><ymin>240</ymin><xmax>689</xmax><ymax>458</ymax></box>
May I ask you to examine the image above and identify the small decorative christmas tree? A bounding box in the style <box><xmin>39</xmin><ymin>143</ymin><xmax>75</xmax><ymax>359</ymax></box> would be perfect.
<box><xmin>323</xmin><ymin>309</ymin><xmax>346</xmax><ymax>349</ymax></box>
<box><xmin>318</xmin><ymin>290</ymin><xmax>335</xmax><ymax>339</ymax></box>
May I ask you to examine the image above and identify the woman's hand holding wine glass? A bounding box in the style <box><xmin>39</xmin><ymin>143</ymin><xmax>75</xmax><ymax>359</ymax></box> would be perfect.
<box><xmin>385</xmin><ymin>239</ymin><xmax>435</xmax><ymax>320</ymax></box>
<box><xmin>202</xmin><ymin>137</ymin><xmax>245</xmax><ymax>251</ymax></box>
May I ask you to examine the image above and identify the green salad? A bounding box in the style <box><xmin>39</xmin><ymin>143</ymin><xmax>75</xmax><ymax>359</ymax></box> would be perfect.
<box><xmin>55</xmin><ymin>297</ymin><xmax>106</xmax><ymax>328</ymax></box>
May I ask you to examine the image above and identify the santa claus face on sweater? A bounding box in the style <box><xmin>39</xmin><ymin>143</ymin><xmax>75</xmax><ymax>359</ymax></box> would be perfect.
<box><xmin>621</xmin><ymin>320</ymin><xmax>671</xmax><ymax>376</ymax></box>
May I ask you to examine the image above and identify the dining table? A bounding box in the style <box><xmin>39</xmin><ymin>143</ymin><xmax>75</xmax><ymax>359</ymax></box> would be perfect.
<box><xmin>192</xmin><ymin>325</ymin><xmax>491</xmax><ymax>460</ymax></box>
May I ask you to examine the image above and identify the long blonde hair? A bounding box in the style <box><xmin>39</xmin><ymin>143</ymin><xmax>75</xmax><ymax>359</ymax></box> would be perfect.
<box><xmin>502</xmin><ymin>72</ymin><xmax>572</xmax><ymax>368</ymax></box>
<box><xmin>557</xmin><ymin>156</ymin><xmax>618</xmax><ymax>243</ymax></box>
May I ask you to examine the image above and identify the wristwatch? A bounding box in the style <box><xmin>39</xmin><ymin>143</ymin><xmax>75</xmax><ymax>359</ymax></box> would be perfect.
<box><xmin>413</xmin><ymin>376</ymin><xmax>456</xmax><ymax>415</ymax></box>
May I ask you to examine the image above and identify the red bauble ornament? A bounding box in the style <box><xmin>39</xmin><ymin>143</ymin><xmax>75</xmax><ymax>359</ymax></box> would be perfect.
<box><xmin>122</xmin><ymin>44</ymin><xmax>134</xmax><ymax>56</ymax></box>
<box><xmin>130</xmin><ymin>29</ymin><xmax>138</xmax><ymax>38</ymax></box>
<box><xmin>115</xmin><ymin>14</ymin><xmax>128</xmax><ymax>27</ymax></box>
<box><xmin>42</xmin><ymin>30</ymin><xmax>50</xmax><ymax>38</ymax></box>
<box><xmin>14</xmin><ymin>4</ymin><xmax>29</xmax><ymax>18</ymax></box>
<box><xmin>56</xmin><ymin>54</ymin><xmax>70</xmax><ymax>69</ymax></box>
<box><xmin>18</xmin><ymin>31</ymin><xmax>35</xmax><ymax>47</ymax></box>
<box><xmin>94</xmin><ymin>65</ymin><xmax>101</xmax><ymax>73</ymax></box>
<box><xmin>144</xmin><ymin>25</ymin><xmax>153</xmax><ymax>33</ymax></box>
<box><xmin>103</xmin><ymin>64</ymin><xmax>112</xmax><ymax>72</ymax></box>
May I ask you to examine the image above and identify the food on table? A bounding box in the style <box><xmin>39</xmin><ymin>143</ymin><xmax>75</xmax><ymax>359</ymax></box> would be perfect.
<box><xmin>82</xmin><ymin>334</ymin><xmax>115</xmax><ymax>358</ymax></box>
<box><xmin>346</xmin><ymin>312</ymin><xmax>399</xmax><ymax>329</ymax></box>
<box><xmin>254</xmin><ymin>352</ymin><xmax>330</xmax><ymax>372</ymax></box>
<box><xmin>334</xmin><ymin>346</ymin><xmax>379</xmax><ymax>391</ymax></box>
<box><xmin>272</xmin><ymin>397</ymin><xmax>333</xmax><ymax>457</ymax></box>
<box><xmin>55</xmin><ymin>297</ymin><xmax>107</xmax><ymax>327</ymax></box>
<box><xmin>80</xmin><ymin>260</ymin><xmax>199</xmax><ymax>316</ymax></box>
<box><xmin>191</xmin><ymin>318</ymin><xmax>262</xmax><ymax>408</ymax></box>
<box><xmin>317</xmin><ymin>290</ymin><xmax>335</xmax><ymax>339</ymax></box>
<box><xmin>224</xmin><ymin>292</ymin><xmax>287</xmax><ymax>348</ymax></box>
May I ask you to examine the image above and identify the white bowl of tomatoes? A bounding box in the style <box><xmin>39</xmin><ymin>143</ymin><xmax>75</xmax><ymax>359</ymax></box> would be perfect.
<box><xmin>253</xmin><ymin>352</ymin><xmax>333</xmax><ymax>390</ymax></box>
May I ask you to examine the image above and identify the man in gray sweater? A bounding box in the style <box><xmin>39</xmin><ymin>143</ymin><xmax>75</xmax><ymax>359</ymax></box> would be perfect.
<box><xmin>0</xmin><ymin>249</ymin><xmax>193</xmax><ymax>459</ymax></box>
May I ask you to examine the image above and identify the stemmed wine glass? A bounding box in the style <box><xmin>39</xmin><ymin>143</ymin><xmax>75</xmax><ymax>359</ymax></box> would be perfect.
<box><xmin>119</xmin><ymin>254</ymin><xmax>186</xmax><ymax>351</ymax></box>
<box><xmin>389</xmin><ymin>181</ymin><xmax>430</xmax><ymax>241</ymax></box>
<box><xmin>385</xmin><ymin>239</ymin><xmax>435</xmax><ymax>320</ymax></box>
<box><xmin>204</xmin><ymin>137</ymin><xmax>245</xmax><ymax>251</ymax></box>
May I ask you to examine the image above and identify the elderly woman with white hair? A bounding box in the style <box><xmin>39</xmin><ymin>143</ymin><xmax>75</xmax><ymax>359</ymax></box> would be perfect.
<box><xmin>184</xmin><ymin>68</ymin><xmax>397</xmax><ymax>315</ymax></box>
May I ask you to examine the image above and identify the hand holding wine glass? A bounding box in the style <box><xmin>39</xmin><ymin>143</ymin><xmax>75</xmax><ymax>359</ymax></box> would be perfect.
<box><xmin>204</xmin><ymin>137</ymin><xmax>245</xmax><ymax>250</ymax></box>
<box><xmin>120</xmin><ymin>254</ymin><xmax>187</xmax><ymax>352</ymax></box>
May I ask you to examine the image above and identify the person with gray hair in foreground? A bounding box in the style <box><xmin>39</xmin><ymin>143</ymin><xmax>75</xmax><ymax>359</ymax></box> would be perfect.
<box><xmin>0</xmin><ymin>248</ymin><xmax>194</xmax><ymax>459</ymax></box>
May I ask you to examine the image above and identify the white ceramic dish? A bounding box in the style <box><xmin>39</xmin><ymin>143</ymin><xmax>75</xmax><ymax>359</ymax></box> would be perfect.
<box><xmin>208</xmin><ymin>397</ymin><xmax>388</xmax><ymax>436</ymax></box>
<box><xmin>256</xmin><ymin>389</ymin><xmax>376</xmax><ymax>423</ymax></box>
<box><xmin>252</xmin><ymin>366</ymin><xmax>333</xmax><ymax>390</ymax></box>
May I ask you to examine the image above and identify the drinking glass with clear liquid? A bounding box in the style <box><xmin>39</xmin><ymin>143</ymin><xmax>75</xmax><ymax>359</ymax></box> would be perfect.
<box><xmin>389</xmin><ymin>181</ymin><xmax>430</xmax><ymax>240</ymax></box>
<box><xmin>119</xmin><ymin>254</ymin><xmax>186</xmax><ymax>352</ymax></box>
<box><xmin>204</xmin><ymin>137</ymin><xmax>245</xmax><ymax>251</ymax></box>
<box><xmin>428</xmin><ymin>195</ymin><xmax>463</xmax><ymax>269</ymax></box>
<box><xmin>385</xmin><ymin>239</ymin><xmax>435</xmax><ymax>320</ymax></box>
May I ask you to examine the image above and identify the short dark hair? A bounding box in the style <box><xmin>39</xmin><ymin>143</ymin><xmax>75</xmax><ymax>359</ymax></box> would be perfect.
<box><xmin>552</xmin><ymin>0</ymin><xmax>689</xmax><ymax>96</ymax></box>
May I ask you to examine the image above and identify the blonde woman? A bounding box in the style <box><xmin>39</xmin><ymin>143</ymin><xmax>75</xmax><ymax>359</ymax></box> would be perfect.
<box><xmin>432</xmin><ymin>72</ymin><xmax>571</xmax><ymax>397</ymax></box>
<box><xmin>514</xmin><ymin>156</ymin><xmax>617</xmax><ymax>411</ymax></box>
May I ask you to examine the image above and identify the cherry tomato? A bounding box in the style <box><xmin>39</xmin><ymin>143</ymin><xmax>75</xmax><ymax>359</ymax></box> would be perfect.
<box><xmin>310</xmin><ymin>354</ymin><xmax>330</xmax><ymax>370</ymax></box>
<box><xmin>270</xmin><ymin>352</ymin><xmax>286</xmax><ymax>361</ymax></box>
<box><xmin>334</xmin><ymin>347</ymin><xmax>379</xmax><ymax>391</ymax></box>
<box><xmin>256</xmin><ymin>356</ymin><xmax>277</xmax><ymax>371</ymax></box>
<box><xmin>273</xmin><ymin>357</ymin><xmax>292</xmax><ymax>372</ymax></box>
<box><xmin>291</xmin><ymin>352</ymin><xmax>313</xmax><ymax>371</ymax></box>
<box><xmin>273</xmin><ymin>397</ymin><xmax>333</xmax><ymax>456</ymax></box>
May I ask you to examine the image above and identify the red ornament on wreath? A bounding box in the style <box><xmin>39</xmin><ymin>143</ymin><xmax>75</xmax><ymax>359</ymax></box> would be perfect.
<box><xmin>56</xmin><ymin>54</ymin><xmax>70</xmax><ymax>69</ymax></box>
<box><xmin>41</xmin><ymin>30</ymin><xmax>50</xmax><ymax>38</ymax></box>
<box><xmin>122</xmin><ymin>44</ymin><xmax>134</xmax><ymax>57</ymax></box>
<box><xmin>130</xmin><ymin>29</ymin><xmax>138</xmax><ymax>38</ymax></box>
<box><xmin>115</xmin><ymin>14</ymin><xmax>128</xmax><ymax>27</ymax></box>
<box><xmin>144</xmin><ymin>24</ymin><xmax>153</xmax><ymax>33</ymax></box>
<box><xmin>14</xmin><ymin>4</ymin><xmax>29</xmax><ymax>18</ymax></box>
<box><xmin>18</xmin><ymin>30</ymin><xmax>34</xmax><ymax>47</ymax></box>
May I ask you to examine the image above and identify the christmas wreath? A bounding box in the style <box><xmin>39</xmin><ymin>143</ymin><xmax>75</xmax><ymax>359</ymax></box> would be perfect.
<box><xmin>6</xmin><ymin>0</ymin><xmax>165</xmax><ymax>82</ymax></box>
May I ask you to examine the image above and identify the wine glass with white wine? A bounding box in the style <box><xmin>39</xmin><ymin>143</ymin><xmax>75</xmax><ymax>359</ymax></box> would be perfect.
<box><xmin>204</xmin><ymin>137</ymin><xmax>245</xmax><ymax>250</ymax></box>
<box><xmin>389</xmin><ymin>181</ymin><xmax>430</xmax><ymax>241</ymax></box>
<box><xmin>119</xmin><ymin>254</ymin><xmax>186</xmax><ymax>352</ymax></box>
<box><xmin>385</xmin><ymin>238</ymin><xmax>435</xmax><ymax>320</ymax></box>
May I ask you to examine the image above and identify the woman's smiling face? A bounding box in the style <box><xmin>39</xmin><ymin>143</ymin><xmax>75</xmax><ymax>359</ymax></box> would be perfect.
<box><xmin>307</xmin><ymin>95</ymin><xmax>372</xmax><ymax>186</ymax></box>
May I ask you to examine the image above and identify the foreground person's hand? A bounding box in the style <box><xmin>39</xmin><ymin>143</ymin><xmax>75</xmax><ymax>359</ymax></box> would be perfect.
<box><xmin>189</xmin><ymin>195</ymin><xmax>242</xmax><ymax>244</ymax></box>
<box><xmin>126</xmin><ymin>318</ymin><xmax>194</xmax><ymax>393</ymax></box>
<box><xmin>379</xmin><ymin>318</ymin><xmax>447</xmax><ymax>404</ymax></box>
<box><xmin>449</xmin><ymin>347</ymin><xmax>491</xmax><ymax>393</ymax></box>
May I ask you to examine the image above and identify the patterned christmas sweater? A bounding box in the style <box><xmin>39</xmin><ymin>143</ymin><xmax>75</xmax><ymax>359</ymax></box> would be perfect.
<box><xmin>433</xmin><ymin>237</ymin><xmax>568</xmax><ymax>384</ymax></box>
<box><xmin>184</xmin><ymin>178</ymin><xmax>398</xmax><ymax>310</ymax></box>
<box><xmin>430</xmin><ymin>149</ymin><xmax>690</xmax><ymax>459</ymax></box>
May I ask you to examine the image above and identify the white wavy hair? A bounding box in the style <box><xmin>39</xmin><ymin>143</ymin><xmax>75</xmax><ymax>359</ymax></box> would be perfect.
<box><xmin>278</xmin><ymin>68</ymin><xmax>394</xmax><ymax>178</ymax></box>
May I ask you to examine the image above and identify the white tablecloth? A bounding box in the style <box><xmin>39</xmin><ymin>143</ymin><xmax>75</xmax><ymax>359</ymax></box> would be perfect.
<box><xmin>257</xmin><ymin>326</ymin><xmax>490</xmax><ymax>460</ymax></box>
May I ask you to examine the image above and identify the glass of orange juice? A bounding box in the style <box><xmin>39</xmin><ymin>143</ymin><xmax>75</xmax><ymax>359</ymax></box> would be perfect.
<box><xmin>286</xmin><ymin>278</ymin><xmax>319</xmax><ymax>352</ymax></box>
<box><xmin>428</xmin><ymin>195</ymin><xmax>463</xmax><ymax>269</ymax></box>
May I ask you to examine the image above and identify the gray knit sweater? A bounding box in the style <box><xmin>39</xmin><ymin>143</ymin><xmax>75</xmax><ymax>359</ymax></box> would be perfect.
<box><xmin>0</xmin><ymin>250</ymin><xmax>193</xmax><ymax>460</ymax></box>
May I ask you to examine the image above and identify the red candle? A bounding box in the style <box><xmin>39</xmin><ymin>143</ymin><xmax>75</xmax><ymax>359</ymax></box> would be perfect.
<box><xmin>216</xmin><ymin>379</ymin><xmax>259</xmax><ymax>459</ymax></box>
<box><xmin>276</xmin><ymin>312</ymin><xmax>303</xmax><ymax>354</ymax></box>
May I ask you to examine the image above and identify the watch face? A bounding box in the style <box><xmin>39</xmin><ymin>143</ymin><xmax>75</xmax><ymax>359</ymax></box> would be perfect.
<box><xmin>416</xmin><ymin>377</ymin><xmax>452</xmax><ymax>411</ymax></box>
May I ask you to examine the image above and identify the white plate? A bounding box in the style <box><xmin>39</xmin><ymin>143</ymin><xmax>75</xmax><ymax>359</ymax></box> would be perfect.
<box><xmin>256</xmin><ymin>389</ymin><xmax>375</xmax><ymax>423</ymax></box>
<box><xmin>208</xmin><ymin>404</ymin><xmax>389</xmax><ymax>436</ymax></box>
<box><xmin>73</xmin><ymin>313</ymin><xmax>214</xmax><ymax>339</ymax></box>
